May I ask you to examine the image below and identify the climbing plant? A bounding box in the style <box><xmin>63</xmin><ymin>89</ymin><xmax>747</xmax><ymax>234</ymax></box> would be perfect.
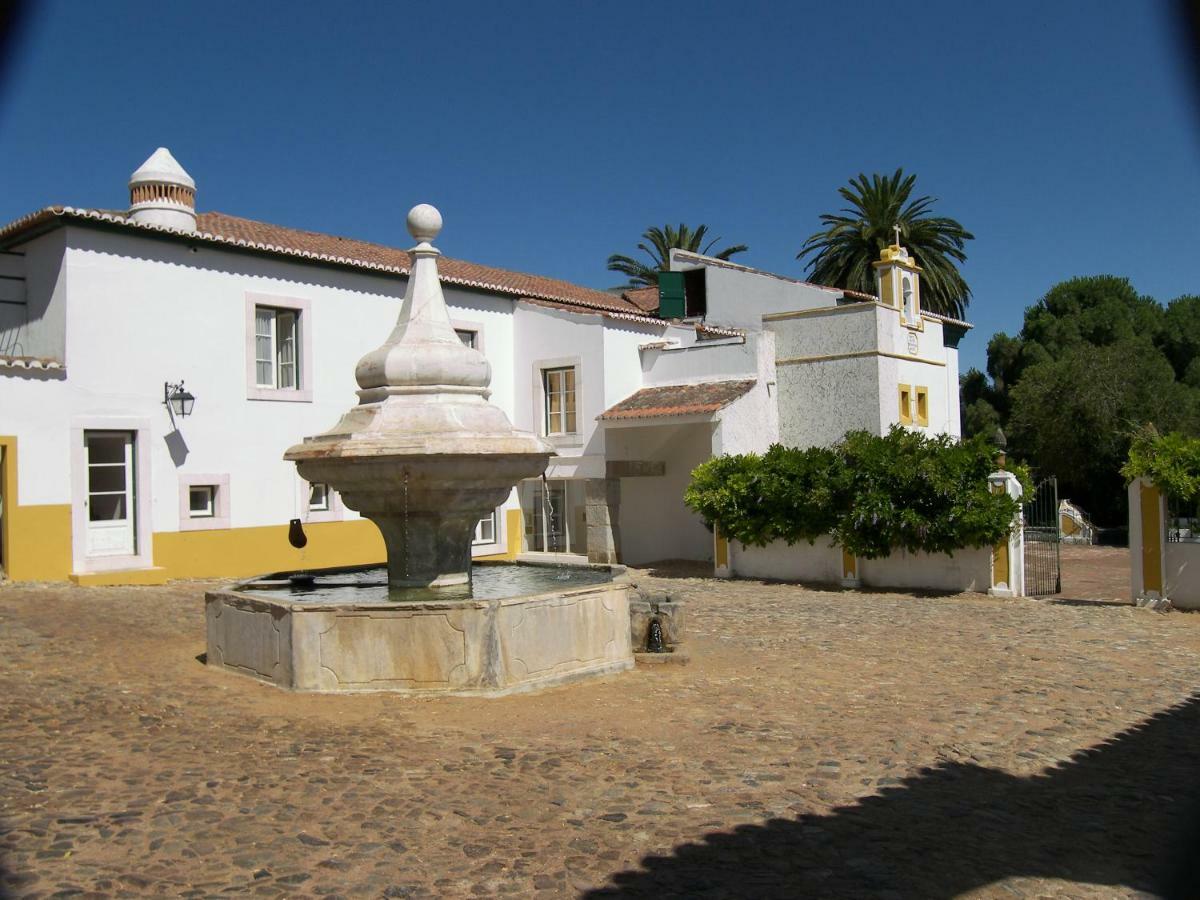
<box><xmin>684</xmin><ymin>427</ymin><xmax>1020</xmax><ymax>559</ymax></box>
<box><xmin>1121</xmin><ymin>424</ymin><xmax>1200</xmax><ymax>502</ymax></box>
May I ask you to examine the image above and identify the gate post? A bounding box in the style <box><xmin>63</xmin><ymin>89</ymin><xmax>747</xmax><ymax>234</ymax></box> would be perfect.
<box><xmin>1129</xmin><ymin>477</ymin><xmax>1166</xmax><ymax>603</ymax></box>
<box><xmin>988</xmin><ymin>469</ymin><xmax>1025</xmax><ymax>597</ymax></box>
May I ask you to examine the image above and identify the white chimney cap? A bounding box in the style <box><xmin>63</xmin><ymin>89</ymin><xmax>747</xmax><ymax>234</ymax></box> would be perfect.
<box><xmin>129</xmin><ymin>147</ymin><xmax>195</xmax><ymax>190</ymax></box>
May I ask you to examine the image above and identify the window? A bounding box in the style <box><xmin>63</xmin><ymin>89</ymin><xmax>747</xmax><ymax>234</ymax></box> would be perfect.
<box><xmin>915</xmin><ymin>387</ymin><xmax>929</xmax><ymax>427</ymax></box>
<box><xmin>543</xmin><ymin>367</ymin><xmax>577</xmax><ymax>435</ymax></box>
<box><xmin>902</xmin><ymin>275</ymin><xmax>915</xmax><ymax>323</ymax></box>
<box><xmin>178</xmin><ymin>474</ymin><xmax>230</xmax><ymax>531</ymax></box>
<box><xmin>189</xmin><ymin>485</ymin><xmax>216</xmax><ymax>518</ymax></box>
<box><xmin>308</xmin><ymin>482</ymin><xmax>330</xmax><ymax>512</ymax></box>
<box><xmin>246</xmin><ymin>294</ymin><xmax>311</xmax><ymax>402</ymax></box>
<box><xmin>898</xmin><ymin>384</ymin><xmax>913</xmax><ymax>425</ymax></box>
<box><xmin>473</xmin><ymin>509</ymin><xmax>498</xmax><ymax>545</ymax></box>
<box><xmin>255</xmin><ymin>306</ymin><xmax>299</xmax><ymax>389</ymax></box>
<box><xmin>455</xmin><ymin>328</ymin><xmax>477</xmax><ymax>349</ymax></box>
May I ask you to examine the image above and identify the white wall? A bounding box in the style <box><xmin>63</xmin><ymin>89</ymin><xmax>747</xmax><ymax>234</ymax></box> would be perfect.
<box><xmin>670</xmin><ymin>251</ymin><xmax>839</xmax><ymax>332</ymax></box>
<box><xmin>1164</xmin><ymin>542</ymin><xmax>1200</xmax><ymax>610</ymax></box>
<box><xmin>0</xmin><ymin>230</ymin><xmax>67</xmax><ymax>360</ymax></box>
<box><xmin>731</xmin><ymin>537</ymin><xmax>991</xmax><ymax>593</ymax></box>
<box><xmin>605</xmin><ymin>421</ymin><xmax>714</xmax><ymax>565</ymax></box>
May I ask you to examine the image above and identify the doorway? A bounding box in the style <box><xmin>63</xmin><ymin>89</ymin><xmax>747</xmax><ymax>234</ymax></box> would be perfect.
<box><xmin>84</xmin><ymin>430</ymin><xmax>137</xmax><ymax>558</ymax></box>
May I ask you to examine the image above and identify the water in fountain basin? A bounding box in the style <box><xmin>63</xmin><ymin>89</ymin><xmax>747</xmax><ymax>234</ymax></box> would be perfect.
<box><xmin>239</xmin><ymin>562</ymin><xmax>614</xmax><ymax>605</ymax></box>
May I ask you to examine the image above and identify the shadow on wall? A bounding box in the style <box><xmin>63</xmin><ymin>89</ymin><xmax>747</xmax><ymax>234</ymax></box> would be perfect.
<box><xmin>585</xmin><ymin>695</ymin><xmax>1200</xmax><ymax>899</ymax></box>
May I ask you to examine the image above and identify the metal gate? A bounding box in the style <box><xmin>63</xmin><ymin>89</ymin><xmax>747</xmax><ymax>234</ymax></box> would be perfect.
<box><xmin>1023</xmin><ymin>477</ymin><xmax>1061</xmax><ymax>595</ymax></box>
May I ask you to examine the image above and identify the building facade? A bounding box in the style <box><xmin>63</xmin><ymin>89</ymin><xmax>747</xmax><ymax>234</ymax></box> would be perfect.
<box><xmin>0</xmin><ymin>150</ymin><xmax>967</xmax><ymax>584</ymax></box>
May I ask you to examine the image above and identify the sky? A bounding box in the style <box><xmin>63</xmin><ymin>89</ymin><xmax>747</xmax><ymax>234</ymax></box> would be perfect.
<box><xmin>0</xmin><ymin>1</ymin><xmax>1197</xmax><ymax>375</ymax></box>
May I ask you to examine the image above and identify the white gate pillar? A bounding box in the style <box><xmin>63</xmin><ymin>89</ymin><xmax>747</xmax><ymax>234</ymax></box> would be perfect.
<box><xmin>988</xmin><ymin>470</ymin><xmax>1025</xmax><ymax>598</ymax></box>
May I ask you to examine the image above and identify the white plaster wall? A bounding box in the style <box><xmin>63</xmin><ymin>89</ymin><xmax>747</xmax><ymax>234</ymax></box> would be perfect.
<box><xmin>713</xmin><ymin>332</ymin><xmax>779</xmax><ymax>455</ymax></box>
<box><xmin>670</xmin><ymin>252</ymin><xmax>839</xmax><ymax>331</ymax></box>
<box><xmin>641</xmin><ymin>335</ymin><xmax>758</xmax><ymax>387</ymax></box>
<box><xmin>858</xmin><ymin>547</ymin><xmax>991</xmax><ymax>592</ymax></box>
<box><xmin>776</xmin><ymin>356</ymin><xmax>880</xmax><ymax>448</ymax></box>
<box><xmin>606</xmin><ymin>422</ymin><xmax>714</xmax><ymax>564</ymax></box>
<box><xmin>731</xmin><ymin>537</ymin><xmax>843</xmax><ymax>583</ymax></box>
<box><xmin>0</xmin><ymin>230</ymin><xmax>68</xmax><ymax>360</ymax></box>
<box><xmin>1164</xmin><ymin>542</ymin><xmax>1200</xmax><ymax>609</ymax></box>
<box><xmin>769</xmin><ymin>306</ymin><xmax>877</xmax><ymax>360</ymax></box>
<box><xmin>944</xmin><ymin>345</ymin><xmax>962</xmax><ymax>438</ymax></box>
<box><xmin>732</xmin><ymin>537</ymin><xmax>991</xmax><ymax>592</ymax></box>
<box><xmin>0</xmin><ymin>225</ymin><xmax>562</xmax><ymax>562</ymax></box>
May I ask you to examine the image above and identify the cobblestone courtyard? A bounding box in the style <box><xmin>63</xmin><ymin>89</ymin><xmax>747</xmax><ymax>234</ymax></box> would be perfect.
<box><xmin>4</xmin><ymin>547</ymin><xmax>1200</xmax><ymax>898</ymax></box>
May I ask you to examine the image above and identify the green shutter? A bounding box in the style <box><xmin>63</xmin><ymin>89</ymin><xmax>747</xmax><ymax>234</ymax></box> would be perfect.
<box><xmin>658</xmin><ymin>271</ymin><xmax>685</xmax><ymax>319</ymax></box>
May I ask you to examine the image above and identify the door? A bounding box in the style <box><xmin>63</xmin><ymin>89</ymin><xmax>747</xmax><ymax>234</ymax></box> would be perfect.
<box><xmin>84</xmin><ymin>431</ymin><xmax>136</xmax><ymax>557</ymax></box>
<box><xmin>531</xmin><ymin>481</ymin><xmax>567</xmax><ymax>552</ymax></box>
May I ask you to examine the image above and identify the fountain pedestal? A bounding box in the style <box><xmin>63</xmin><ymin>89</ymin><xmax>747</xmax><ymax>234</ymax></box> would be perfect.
<box><xmin>205</xmin><ymin>204</ymin><xmax>635</xmax><ymax>694</ymax></box>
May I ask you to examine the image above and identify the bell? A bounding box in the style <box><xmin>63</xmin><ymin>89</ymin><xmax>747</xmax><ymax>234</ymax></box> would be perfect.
<box><xmin>288</xmin><ymin>518</ymin><xmax>308</xmax><ymax>549</ymax></box>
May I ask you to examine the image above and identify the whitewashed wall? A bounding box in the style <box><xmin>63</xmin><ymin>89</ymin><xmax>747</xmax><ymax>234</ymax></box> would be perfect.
<box><xmin>0</xmin><ymin>230</ymin><xmax>68</xmax><ymax>360</ymax></box>
<box><xmin>605</xmin><ymin>421</ymin><xmax>714</xmax><ymax>565</ymax></box>
<box><xmin>731</xmin><ymin>537</ymin><xmax>991</xmax><ymax>593</ymax></box>
<box><xmin>1164</xmin><ymin>543</ymin><xmax>1200</xmax><ymax>609</ymax></box>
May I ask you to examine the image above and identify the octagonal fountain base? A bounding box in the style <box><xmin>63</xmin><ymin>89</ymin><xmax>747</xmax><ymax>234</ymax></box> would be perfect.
<box><xmin>204</xmin><ymin>576</ymin><xmax>635</xmax><ymax>696</ymax></box>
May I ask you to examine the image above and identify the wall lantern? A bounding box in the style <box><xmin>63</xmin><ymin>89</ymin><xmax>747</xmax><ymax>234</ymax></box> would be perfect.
<box><xmin>164</xmin><ymin>380</ymin><xmax>196</xmax><ymax>417</ymax></box>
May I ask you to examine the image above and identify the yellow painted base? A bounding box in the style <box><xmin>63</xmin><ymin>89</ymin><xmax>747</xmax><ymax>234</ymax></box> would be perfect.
<box><xmin>153</xmin><ymin>519</ymin><xmax>385</xmax><ymax>581</ymax></box>
<box><xmin>1140</xmin><ymin>482</ymin><xmax>1163</xmax><ymax>594</ymax></box>
<box><xmin>1</xmin><ymin>435</ymin><xmax>74</xmax><ymax>582</ymax></box>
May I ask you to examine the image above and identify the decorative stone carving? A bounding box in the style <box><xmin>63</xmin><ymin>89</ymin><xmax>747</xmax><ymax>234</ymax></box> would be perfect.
<box><xmin>285</xmin><ymin>206</ymin><xmax>553</xmax><ymax>587</ymax></box>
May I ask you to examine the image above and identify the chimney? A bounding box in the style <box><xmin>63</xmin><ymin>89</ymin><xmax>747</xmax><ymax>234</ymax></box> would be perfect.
<box><xmin>128</xmin><ymin>147</ymin><xmax>197</xmax><ymax>233</ymax></box>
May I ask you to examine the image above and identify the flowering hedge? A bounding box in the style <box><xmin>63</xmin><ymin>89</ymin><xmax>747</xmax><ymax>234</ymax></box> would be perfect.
<box><xmin>684</xmin><ymin>427</ymin><xmax>1021</xmax><ymax>559</ymax></box>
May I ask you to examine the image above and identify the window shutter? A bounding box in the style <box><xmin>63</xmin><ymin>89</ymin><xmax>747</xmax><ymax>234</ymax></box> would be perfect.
<box><xmin>658</xmin><ymin>272</ymin><xmax>686</xmax><ymax>319</ymax></box>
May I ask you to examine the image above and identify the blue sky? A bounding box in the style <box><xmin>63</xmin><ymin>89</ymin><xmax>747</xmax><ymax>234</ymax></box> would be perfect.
<box><xmin>1</xmin><ymin>1</ymin><xmax>1196</xmax><ymax>374</ymax></box>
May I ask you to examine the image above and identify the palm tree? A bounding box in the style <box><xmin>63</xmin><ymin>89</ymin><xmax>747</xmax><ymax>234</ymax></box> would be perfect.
<box><xmin>608</xmin><ymin>224</ymin><xmax>748</xmax><ymax>288</ymax></box>
<box><xmin>798</xmin><ymin>170</ymin><xmax>974</xmax><ymax>319</ymax></box>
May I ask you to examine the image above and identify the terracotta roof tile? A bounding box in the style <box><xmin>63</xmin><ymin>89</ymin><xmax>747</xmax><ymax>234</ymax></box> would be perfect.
<box><xmin>622</xmin><ymin>285</ymin><xmax>660</xmax><ymax>313</ymax></box>
<box><xmin>598</xmin><ymin>379</ymin><xmax>756</xmax><ymax>421</ymax></box>
<box><xmin>0</xmin><ymin>207</ymin><xmax>663</xmax><ymax>324</ymax></box>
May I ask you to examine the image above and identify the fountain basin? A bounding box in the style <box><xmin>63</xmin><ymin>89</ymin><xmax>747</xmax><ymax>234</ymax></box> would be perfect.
<box><xmin>204</xmin><ymin>566</ymin><xmax>635</xmax><ymax>695</ymax></box>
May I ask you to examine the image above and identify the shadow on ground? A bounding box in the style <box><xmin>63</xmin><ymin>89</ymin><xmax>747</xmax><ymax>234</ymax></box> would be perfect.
<box><xmin>586</xmin><ymin>696</ymin><xmax>1200</xmax><ymax>899</ymax></box>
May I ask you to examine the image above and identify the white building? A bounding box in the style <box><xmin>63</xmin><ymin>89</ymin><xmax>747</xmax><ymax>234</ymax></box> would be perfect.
<box><xmin>0</xmin><ymin>149</ymin><xmax>968</xmax><ymax>584</ymax></box>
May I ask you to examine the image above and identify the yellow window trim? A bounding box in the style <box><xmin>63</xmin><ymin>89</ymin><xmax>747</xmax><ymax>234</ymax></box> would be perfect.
<box><xmin>898</xmin><ymin>384</ymin><xmax>913</xmax><ymax>425</ymax></box>
<box><xmin>915</xmin><ymin>386</ymin><xmax>929</xmax><ymax>426</ymax></box>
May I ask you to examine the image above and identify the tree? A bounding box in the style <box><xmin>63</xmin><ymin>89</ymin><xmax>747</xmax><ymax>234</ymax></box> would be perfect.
<box><xmin>607</xmin><ymin>224</ymin><xmax>748</xmax><ymax>288</ymax></box>
<box><xmin>798</xmin><ymin>169</ymin><xmax>974</xmax><ymax>319</ymax></box>
<box><xmin>1159</xmin><ymin>295</ymin><xmax>1200</xmax><ymax>382</ymax></box>
<box><xmin>1007</xmin><ymin>341</ymin><xmax>1199</xmax><ymax>524</ymax></box>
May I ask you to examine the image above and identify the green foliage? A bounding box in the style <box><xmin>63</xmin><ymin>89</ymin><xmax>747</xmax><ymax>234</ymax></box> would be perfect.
<box><xmin>1006</xmin><ymin>341</ymin><xmax>1198</xmax><ymax>524</ymax></box>
<box><xmin>684</xmin><ymin>427</ymin><xmax>1017</xmax><ymax>560</ymax></box>
<box><xmin>797</xmin><ymin>169</ymin><xmax>974</xmax><ymax>319</ymax></box>
<box><xmin>1122</xmin><ymin>425</ymin><xmax>1200</xmax><ymax>502</ymax></box>
<box><xmin>974</xmin><ymin>276</ymin><xmax>1200</xmax><ymax>523</ymax></box>
<box><xmin>607</xmin><ymin>224</ymin><xmax>748</xmax><ymax>288</ymax></box>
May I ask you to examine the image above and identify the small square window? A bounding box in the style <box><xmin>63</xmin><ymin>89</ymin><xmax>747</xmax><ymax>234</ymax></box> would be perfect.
<box><xmin>455</xmin><ymin>328</ymin><xmax>478</xmax><ymax>349</ymax></box>
<box><xmin>309</xmin><ymin>482</ymin><xmax>330</xmax><ymax>512</ymax></box>
<box><xmin>189</xmin><ymin>485</ymin><xmax>216</xmax><ymax>518</ymax></box>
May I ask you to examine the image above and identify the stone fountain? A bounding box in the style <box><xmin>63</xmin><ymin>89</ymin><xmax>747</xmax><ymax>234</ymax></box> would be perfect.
<box><xmin>203</xmin><ymin>205</ymin><xmax>635</xmax><ymax>694</ymax></box>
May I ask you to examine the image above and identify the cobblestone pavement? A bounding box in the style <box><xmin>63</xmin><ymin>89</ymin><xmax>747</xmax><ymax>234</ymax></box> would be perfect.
<box><xmin>4</xmin><ymin>548</ymin><xmax>1200</xmax><ymax>898</ymax></box>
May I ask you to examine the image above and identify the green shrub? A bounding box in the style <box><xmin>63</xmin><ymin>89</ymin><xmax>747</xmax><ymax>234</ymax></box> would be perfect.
<box><xmin>685</xmin><ymin>427</ymin><xmax>1019</xmax><ymax>559</ymax></box>
<box><xmin>1122</xmin><ymin>425</ymin><xmax>1200</xmax><ymax>502</ymax></box>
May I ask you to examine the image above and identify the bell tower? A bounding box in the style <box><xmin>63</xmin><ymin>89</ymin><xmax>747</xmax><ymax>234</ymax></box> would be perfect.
<box><xmin>872</xmin><ymin>225</ymin><xmax>922</xmax><ymax>326</ymax></box>
<box><xmin>128</xmin><ymin>147</ymin><xmax>197</xmax><ymax>233</ymax></box>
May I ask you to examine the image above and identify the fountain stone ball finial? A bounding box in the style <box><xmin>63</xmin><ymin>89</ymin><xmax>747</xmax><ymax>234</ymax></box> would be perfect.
<box><xmin>407</xmin><ymin>204</ymin><xmax>443</xmax><ymax>243</ymax></box>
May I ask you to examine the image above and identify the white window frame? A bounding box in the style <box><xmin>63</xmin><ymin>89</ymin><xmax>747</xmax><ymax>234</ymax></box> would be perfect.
<box><xmin>301</xmin><ymin>478</ymin><xmax>344</xmax><ymax>523</ymax></box>
<box><xmin>533</xmin><ymin>356</ymin><xmax>582</xmax><ymax>447</ymax></box>
<box><xmin>178</xmin><ymin>473</ymin><xmax>231</xmax><ymax>531</ymax></box>
<box><xmin>70</xmin><ymin>417</ymin><xmax>154</xmax><ymax>575</ymax></box>
<box><xmin>472</xmin><ymin>508</ymin><xmax>499</xmax><ymax>547</ymax></box>
<box><xmin>245</xmin><ymin>293</ymin><xmax>313</xmax><ymax>402</ymax></box>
